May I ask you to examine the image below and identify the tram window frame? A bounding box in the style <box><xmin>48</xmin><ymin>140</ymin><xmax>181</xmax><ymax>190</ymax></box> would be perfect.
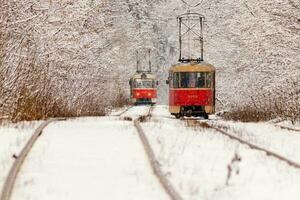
<box><xmin>172</xmin><ymin>72</ymin><xmax>213</xmax><ymax>88</ymax></box>
<box><xmin>168</xmin><ymin>72</ymin><xmax>173</xmax><ymax>88</ymax></box>
<box><xmin>206</xmin><ymin>73</ymin><xmax>212</xmax><ymax>88</ymax></box>
<box><xmin>172</xmin><ymin>73</ymin><xmax>180</xmax><ymax>88</ymax></box>
<box><xmin>134</xmin><ymin>79</ymin><xmax>155</xmax><ymax>88</ymax></box>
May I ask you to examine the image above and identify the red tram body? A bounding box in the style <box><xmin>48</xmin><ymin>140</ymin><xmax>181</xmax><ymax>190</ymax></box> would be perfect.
<box><xmin>167</xmin><ymin>12</ymin><xmax>216</xmax><ymax>119</ymax></box>
<box><xmin>168</xmin><ymin>63</ymin><xmax>215</xmax><ymax>119</ymax></box>
<box><xmin>129</xmin><ymin>73</ymin><xmax>157</xmax><ymax>105</ymax></box>
<box><xmin>132</xmin><ymin>88</ymin><xmax>157</xmax><ymax>99</ymax></box>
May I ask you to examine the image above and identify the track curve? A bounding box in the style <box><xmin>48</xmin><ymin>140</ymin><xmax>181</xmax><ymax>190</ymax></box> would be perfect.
<box><xmin>187</xmin><ymin>119</ymin><xmax>300</xmax><ymax>169</ymax></box>
<box><xmin>275</xmin><ymin>125</ymin><xmax>300</xmax><ymax>133</ymax></box>
<box><xmin>0</xmin><ymin>118</ymin><xmax>66</xmax><ymax>200</ymax></box>
<box><xmin>133</xmin><ymin>106</ymin><xmax>182</xmax><ymax>200</ymax></box>
<box><xmin>111</xmin><ymin>106</ymin><xmax>134</xmax><ymax>117</ymax></box>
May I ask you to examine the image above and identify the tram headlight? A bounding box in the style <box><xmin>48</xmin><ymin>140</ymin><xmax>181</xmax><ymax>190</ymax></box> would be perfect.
<box><xmin>136</xmin><ymin>92</ymin><xmax>140</xmax><ymax>96</ymax></box>
<box><xmin>148</xmin><ymin>92</ymin><xmax>151</xmax><ymax>96</ymax></box>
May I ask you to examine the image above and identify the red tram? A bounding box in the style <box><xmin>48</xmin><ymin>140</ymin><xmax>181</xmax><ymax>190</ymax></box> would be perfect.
<box><xmin>129</xmin><ymin>72</ymin><xmax>157</xmax><ymax>105</ymax></box>
<box><xmin>167</xmin><ymin>13</ymin><xmax>216</xmax><ymax>119</ymax></box>
<box><xmin>168</xmin><ymin>63</ymin><xmax>215</xmax><ymax>119</ymax></box>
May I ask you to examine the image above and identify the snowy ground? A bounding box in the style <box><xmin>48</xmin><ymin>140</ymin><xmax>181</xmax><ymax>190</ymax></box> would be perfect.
<box><xmin>143</xmin><ymin>105</ymin><xmax>300</xmax><ymax>200</ymax></box>
<box><xmin>0</xmin><ymin>121</ymin><xmax>42</xmax><ymax>192</ymax></box>
<box><xmin>211</xmin><ymin>120</ymin><xmax>300</xmax><ymax>162</ymax></box>
<box><xmin>11</xmin><ymin>108</ymin><xmax>168</xmax><ymax>200</ymax></box>
<box><xmin>1</xmin><ymin>105</ymin><xmax>300</xmax><ymax>200</ymax></box>
<box><xmin>276</xmin><ymin>120</ymin><xmax>300</xmax><ymax>130</ymax></box>
<box><xmin>118</xmin><ymin>105</ymin><xmax>151</xmax><ymax>119</ymax></box>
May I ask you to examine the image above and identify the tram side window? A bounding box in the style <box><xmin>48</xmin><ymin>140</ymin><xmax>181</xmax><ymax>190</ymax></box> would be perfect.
<box><xmin>196</xmin><ymin>72</ymin><xmax>206</xmax><ymax>88</ymax></box>
<box><xmin>134</xmin><ymin>79</ymin><xmax>154</xmax><ymax>88</ymax></box>
<box><xmin>134</xmin><ymin>80</ymin><xmax>141</xmax><ymax>88</ymax></box>
<box><xmin>173</xmin><ymin>72</ymin><xmax>212</xmax><ymax>88</ymax></box>
<box><xmin>181</xmin><ymin>73</ymin><xmax>190</xmax><ymax>88</ymax></box>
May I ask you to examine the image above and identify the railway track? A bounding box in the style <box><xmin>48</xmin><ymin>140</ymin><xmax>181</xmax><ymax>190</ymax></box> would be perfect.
<box><xmin>111</xmin><ymin>105</ymin><xmax>134</xmax><ymax>117</ymax></box>
<box><xmin>271</xmin><ymin>119</ymin><xmax>300</xmax><ymax>133</ymax></box>
<box><xmin>0</xmin><ymin>118</ymin><xmax>65</xmax><ymax>200</ymax></box>
<box><xmin>133</xmin><ymin>105</ymin><xmax>182</xmax><ymax>200</ymax></box>
<box><xmin>1</xmin><ymin>106</ymin><xmax>180</xmax><ymax>200</ymax></box>
<box><xmin>185</xmin><ymin>118</ymin><xmax>300</xmax><ymax>169</ymax></box>
<box><xmin>275</xmin><ymin>124</ymin><xmax>300</xmax><ymax>133</ymax></box>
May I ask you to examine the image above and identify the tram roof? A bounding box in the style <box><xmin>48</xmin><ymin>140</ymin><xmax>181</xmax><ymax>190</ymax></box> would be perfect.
<box><xmin>169</xmin><ymin>62</ymin><xmax>215</xmax><ymax>72</ymax></box>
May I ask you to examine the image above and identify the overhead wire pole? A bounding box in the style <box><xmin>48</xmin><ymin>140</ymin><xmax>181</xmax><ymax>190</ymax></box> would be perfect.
<box><xmin>177</xmin><ymin>12</ymin><xmax>205</xmax><ymax>63</ymax></box>
<box><xmin>136</xmin><ymin>51</ymin><xmax>139</xmax><ymax>72</ymax></box>
<box><xmin>148</xmin><ymin>50</ymin><xmax>151</xmax><ymax>73</ymax></box>
<box><xmin>188</xmin><ymin>14</ymin><xmax>191</xmax><ymax>60</ymax></box>
<box><xmin>200</xmin><ymin>16</ymin><xmax>203</xmax><ymax>61</ymax></box>
<box><xmin>178</xmin><ymin>17</ymin><xmax>182</xmax><ymax>61</ymax></box>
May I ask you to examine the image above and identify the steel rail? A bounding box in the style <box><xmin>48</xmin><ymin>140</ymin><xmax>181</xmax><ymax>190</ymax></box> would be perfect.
<box><xmin>189</xmin><ymin>120</ymin><xmax>300</xmax><ymax>169</ymax></box>
<box><xmin>0</xmin><ymin>118</ymin><xmax>66</xmax><ymax>200</ymax></box>
<box><xmin>111</xmin><ymin>105</ymin><xmax>134</xmax><ymax>117</ymax></box>
<box><xmin>275</xmin><ymin>125</ymin><xmax>300</xmax><ymax>133</ymax></box>
<box><xmin>133</xmin><ymin>106</ymin><xmax>182</xmax><ymax>200</ymax></box>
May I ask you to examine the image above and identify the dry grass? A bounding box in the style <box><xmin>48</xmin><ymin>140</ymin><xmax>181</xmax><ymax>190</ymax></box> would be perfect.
<box><xmin>113</xmin><ymin>93</ymin><xmax>129</xmax><ymax>108</ymax></box>
<box><xmin>1</xmin><ymin>68</ymin><xmax>125</xmax><ymax>122</ymax></box>
<box><xmin>112</xmin><ymin>84</ymin><xmax>130</xmax><ymax>108</ymax></box>
<box><xmin>11</xmin><ymin>86</ymin><xmax>70</xmax><ymax>122</ymax></box>
<box><xmin>223</xmin><ymin>81</ymin><xmax>300</xmax><ymax>123</ymax></box>
<box><xmin>223</xmin><ymin>104</ymin><xmax>300</xmax><ymax>123</ymax></box>
<box><xmin>9</xmin><ymin>91</ymin><xmax>107</xmax><ymax>122</ymax></box>
<box><xmin>223</xmin><ymin>106</ymin><xmax>274</xmax><ymax>122</ymax></box>
<box><xmin>1</xmin><ymin>60</ymin><xmax>107</xmax><ymax>122</ymax></box>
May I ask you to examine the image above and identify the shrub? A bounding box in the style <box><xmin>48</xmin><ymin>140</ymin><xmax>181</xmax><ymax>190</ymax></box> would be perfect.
<box><xmin>223</xmin><ymin>78</ymin><xmax>300</xmax><ymax>123</ymax></box>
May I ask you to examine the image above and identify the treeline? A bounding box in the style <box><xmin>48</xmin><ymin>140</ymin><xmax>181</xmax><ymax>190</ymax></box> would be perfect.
<box><xmin>0</xmin><ymin>0</ymin><xmax>171</xmax><ymax>122</ymax></box>
<box><xmin>0</xmin><ymin>0</ymin><xmax>146</xmax><ymax>122</ymax></box>
<box><xmin>1</xmin><ymin>0</ymin><xmax>299</xmax><ymax>123</ymax></box>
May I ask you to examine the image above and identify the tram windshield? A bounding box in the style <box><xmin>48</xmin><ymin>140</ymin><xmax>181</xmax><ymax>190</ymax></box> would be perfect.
<box><xmin>134</xmin><ymin>79</ymin><xmax>155</xmax><ymax>88</ymax></box>
<box><xmin>172</xmin><ymin>72</ymin><xmax>212</xmax><ymax>88</ymax></box>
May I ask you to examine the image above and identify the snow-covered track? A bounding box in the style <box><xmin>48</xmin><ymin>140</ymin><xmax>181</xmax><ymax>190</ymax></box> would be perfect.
<box><xmin>275</xmin><ymin>125</ymin><xmax>300</xmax><ymax>133</ymax></box>
<box><xmin>111</xmin><ymin>105</ymin><xmax>134</xmax><ymax>117</ymax></box>
<box><xmin>0</xmin><ymin>118</ymin><xmax>66</xmax><ymax>200</ymax></box>
<box><xmin>134</xmin><ymin>106</ymin><xmax>182</xmax><ymax>200</ymax></box>
<box><xmin>188</xmin><ymin>119</ymin><xmax>300</xmax><ymax>169</ymax></box>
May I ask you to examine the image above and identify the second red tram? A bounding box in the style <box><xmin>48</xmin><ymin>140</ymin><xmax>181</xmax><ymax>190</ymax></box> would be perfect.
<box><xmin>129</xmin><ymin>72</ymin><xmax>157</xmax><ymax>105</ymax></box>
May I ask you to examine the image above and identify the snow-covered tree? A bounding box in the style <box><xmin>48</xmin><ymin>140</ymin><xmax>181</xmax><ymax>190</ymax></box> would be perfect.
<box><xmin>0</xmin><ymin>0</ymin><xmax>299</xmax><ymax>121</ymax></box>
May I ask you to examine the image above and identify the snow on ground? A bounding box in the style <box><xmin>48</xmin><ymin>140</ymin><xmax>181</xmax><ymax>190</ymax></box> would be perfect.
<box><xmin>213</xmin><ymin>120</ymin><xmax>300</xmax><ymax>162</ymax></box>
<box><xmin>110</xmin><ymin>104</ymin><xmax>152</xmax><ymax>120</ymax></box>
<box><xmin>107</xmin><ymin>105</ymin><xmax>131</xmax><ymax>116</ymax></box>
<box><xmin>276</xmin><ymin>120</ymin><xmax>300</xmax><ymax>130</ymax></box>
<box><xmin>12</xmin><ymin>114</ymin><xmax>168</xmax><ymax>200</ymax></box>
<box><xmin>120</xmin><ymin>105</ymin><xmax>152</xmax><ymax>119</ymax></box>
<box><xmin>0</xmin><ymin>121</ymin><xmax>42</xmax><ymax>192</ymax></box>
<box><xmin>143</xmin><ymin>105</ymin><xmax>300</xmax><ymax>200</ymax></box>
<box><xmin>2</xmin><ymin>105</ymin><xmax>300</xmax><ymax>200</ymax></box>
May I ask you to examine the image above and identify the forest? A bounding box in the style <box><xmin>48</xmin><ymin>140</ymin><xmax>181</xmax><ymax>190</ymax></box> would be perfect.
<box><xmin>0</xmin><ymin>0</ymin><xmax>299</xmax><ymax>122</ymax></box>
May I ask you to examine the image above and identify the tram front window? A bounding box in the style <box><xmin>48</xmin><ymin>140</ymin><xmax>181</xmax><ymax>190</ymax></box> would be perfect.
<box><xmin>134</xmin><ymin>79</ymin><xmax>154</xmax><ymax>88</ymax></box>
<box><xmin>173</xmin><ymin>72</ymin><xmax>212</xmax><ymax>88</ymax></box>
